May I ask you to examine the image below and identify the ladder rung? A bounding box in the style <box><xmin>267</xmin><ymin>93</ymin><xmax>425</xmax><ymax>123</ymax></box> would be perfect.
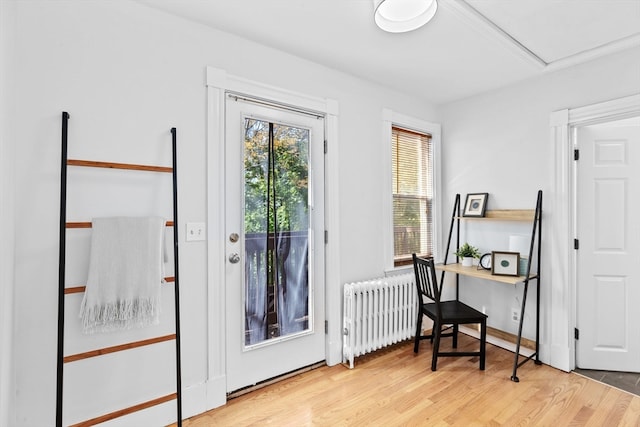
<box><xmin>68</xmin><ymin>393</ymin><xmax>177</xmax><ymax>427</ymax></box>
<box><xmin>67</xmin><ymin>159</ymin><xmax>172</xmax><ymax>173</ymax></box>
<box><xmin>64</xmin><ymin>334</ymin><xmax>176</xmax><ymax>363</ymax></box>
<box><xmin>66</xmin><ymin>221</ymin><xmax>174</xmax><ymax>229</ymax></box>
<box><xmin>64</xmin><ymin>277</ymin><xmax>175</xmax><ymax>295</ymax></box>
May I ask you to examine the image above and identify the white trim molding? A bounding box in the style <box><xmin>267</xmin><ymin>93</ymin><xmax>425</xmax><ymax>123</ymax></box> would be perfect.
<box><xmin>549</xmin><ymin>93</ymin><xmax>640</xmax><ymax>372</ymax></box>
<box><xmin>204</xmin><ymin>70</ymin><xmax>227</xmax><ymax>411</ymax></box>
<box><xmin>381</xmin><ymin>108</ymin><xmax>442</xmax><ymax>273</ymax></box>
<box><xmin>205</xmin><ymin>67</ymin><xmax>340</xmax><ymax>409</ymax></box>
<box><xmin>0</xmin><ymin>0</ymin><xmax>16</xmax><ymax>423</ymax></box>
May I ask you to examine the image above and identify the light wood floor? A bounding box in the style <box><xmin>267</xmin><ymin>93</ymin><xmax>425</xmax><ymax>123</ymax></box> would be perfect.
<box><xmin>175</xmin><ymin>335</ymin><xmax>640</xmax><ymax>426</ymax></box>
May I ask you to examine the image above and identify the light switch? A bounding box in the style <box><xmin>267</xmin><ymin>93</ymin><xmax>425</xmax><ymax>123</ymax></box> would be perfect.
<box><xmin>186</xmin><ymin>222</ymin><xmax>206</xmax><ymax>242</ymax></box>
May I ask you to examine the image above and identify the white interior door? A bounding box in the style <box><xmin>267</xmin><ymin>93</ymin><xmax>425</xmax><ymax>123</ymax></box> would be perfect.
<box><xmin>224</xmin><ymin>96</ymin><xmax>325</xmax><ymax>393</ymax></box>
<box><xmin>576</xmin><ymin>116</ymin><xmax>640</xmax><ymax>372</ymax></box>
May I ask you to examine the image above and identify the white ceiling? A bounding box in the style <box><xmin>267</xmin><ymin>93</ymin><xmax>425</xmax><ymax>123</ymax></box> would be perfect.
<box><xmin>137</xmin><ymin>0</ymin><xmax>640</xmax><ymax>105</ymax></box>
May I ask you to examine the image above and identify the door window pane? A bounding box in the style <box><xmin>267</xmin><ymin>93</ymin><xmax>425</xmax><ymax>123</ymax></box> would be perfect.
<box><xmin>243</xmin><ymin>118</ymin><xmax>311</xmax><ymax>347</ymax></box>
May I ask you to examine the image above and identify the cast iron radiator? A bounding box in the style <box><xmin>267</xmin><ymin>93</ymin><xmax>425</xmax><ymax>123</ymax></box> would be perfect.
<box><xmin>342</xmin><ymin>273</ymin><xmax>416</xmax><ymax>368</ymax></box>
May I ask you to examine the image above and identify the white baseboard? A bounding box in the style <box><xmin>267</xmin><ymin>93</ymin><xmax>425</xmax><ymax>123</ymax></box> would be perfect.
<box><xmin>459</xmin><ymin>325</ymin><xmax>535</xmax><ymax>358</ymax></box>
<box><xmin>205</xmin><ymin>375</ymin><xmax>227</xmax><ymax>411</ymax></box>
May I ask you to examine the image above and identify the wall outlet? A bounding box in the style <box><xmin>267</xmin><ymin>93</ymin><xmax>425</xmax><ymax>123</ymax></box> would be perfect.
<box><xmin>511</xmin><ymin>308</ymin><xmax>520</xmax><ymax>323</ymax></box>
<box><xmin>186</xmin><ymin>222</ymin><xmax>206</xmax><ymax>242</ymax></box>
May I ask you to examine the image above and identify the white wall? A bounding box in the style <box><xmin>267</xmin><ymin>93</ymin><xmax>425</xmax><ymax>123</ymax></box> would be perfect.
<box><xmin>0</xmin><ymin>0</ymin><xmax>16</xmax><ymax>425</ymax></box>
<box><xmin>6</xmin><ymin>1</ymin><xmax>436</xmax><ymax>425</ymax></box>
<box><xmin>439</xmin><ymin>46</ymin><xmax>640</xmax><ymax>363</ymax></box>
<box><xmin>8</xmin><ymin>0</ymin><xmax>639</xmax><ymax>424</ymax></box>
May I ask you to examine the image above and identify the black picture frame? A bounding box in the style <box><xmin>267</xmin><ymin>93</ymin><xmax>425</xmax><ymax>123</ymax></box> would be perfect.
<box><xmin>463</xmin><ymin>193</ymin><xmax>488</xmax><ymax>217</ymax></box>
<box><xmin>491</xmin><ymin>251</ymin><xmax>520</xmax><ymax>276</ymax></box>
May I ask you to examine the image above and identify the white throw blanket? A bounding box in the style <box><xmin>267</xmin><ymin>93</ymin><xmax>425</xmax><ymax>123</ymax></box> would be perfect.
<box><xmin>80</xmin><ymin>216</ymin><xmax>166</xmax><ymax>333</ymax></box>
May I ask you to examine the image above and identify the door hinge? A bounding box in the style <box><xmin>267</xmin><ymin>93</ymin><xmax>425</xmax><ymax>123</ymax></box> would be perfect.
<box><xmin>325</xmin><ymin>320</ymin><xmax>328</xmax><ymax>334</ymax></box>
<box><xmin>574</xmin><ymin>239</ymin><xmax>579</xmax><ymax>250</ymax></box>
<box><xmin>325</xmin><ymin>230</ymin><xmax>328</xmax><ymax>244</ymax></box>
<box><xmin>574</xmin><ymin>149</ymin><xmax>580</xmax><ymax>161</ymax></box>
<box><xmin>574</xmin><ymin>328</ymin><xmax>579</xmax><ymax>340</ymax></box>
<box><xmin>324</xmin><ymin>140</ymin><xmax>328</xmax><ymax>154</ymax></box>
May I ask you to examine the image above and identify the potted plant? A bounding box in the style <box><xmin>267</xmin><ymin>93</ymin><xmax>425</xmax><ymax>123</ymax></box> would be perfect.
<box><xmin>454</xmin><ymin>243</ymin><xmax>481</xmax><ymax>267</ymax></box>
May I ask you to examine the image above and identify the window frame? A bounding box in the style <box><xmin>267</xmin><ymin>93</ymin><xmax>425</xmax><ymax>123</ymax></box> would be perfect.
<box><xmin>381</xmin><ymin>109</ymin><xmax>442</xmax><ymax>272</ymax></box>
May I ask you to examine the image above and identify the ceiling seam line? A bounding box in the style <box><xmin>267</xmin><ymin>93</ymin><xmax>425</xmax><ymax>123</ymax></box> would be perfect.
<box><xmin>449</xmin><ymin>0</ymin><xmax>548</xmax><ymax>69</ymax></box>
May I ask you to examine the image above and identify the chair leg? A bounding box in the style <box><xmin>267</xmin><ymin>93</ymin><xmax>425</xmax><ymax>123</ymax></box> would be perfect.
<box><xmin>452</xmin><ymin>324</ymin><xmax>458</xmax><ymax>348</ymax></box>
<box><xmin>431</xmin><ymin>321</ymin><xmax>441</xmax><ymax>371</ymax></box>
<box><xmin>479</xmin><ymin>319</ymin><xmax>487</xmax><ymax>370</ymax></box>
<box><xmin>414</xmin><ymin>312</ymin><xmax>423</xmax><ymax>353</ymax></box>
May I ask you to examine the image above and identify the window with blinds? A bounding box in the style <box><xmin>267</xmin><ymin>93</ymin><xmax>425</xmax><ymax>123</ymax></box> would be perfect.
<box><xmin>391</xmin><ymin>126</ymin><xmax>433</xmax><ymax>266</ymax></box>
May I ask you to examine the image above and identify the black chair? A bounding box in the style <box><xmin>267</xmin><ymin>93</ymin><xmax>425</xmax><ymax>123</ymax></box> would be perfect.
<box><xmin>412</xmin><ymin>254</ymin><xmax>487</xmax><ymax>371</ymax></box>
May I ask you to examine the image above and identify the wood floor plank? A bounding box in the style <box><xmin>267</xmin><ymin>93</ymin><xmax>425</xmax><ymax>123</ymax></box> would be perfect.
<box><xmin>619</xmin><ymin>395</ymin><xmax>640</xmax><ymax>426</ymax></box>
<box><xmin>536</xmin><ymin>376</ymin><xmax>600</xmax><ymax>426</ymax></box>
<box><xmin>588</xmin><ymin>390</ymin><xmax>632</xmax><ymax>426</ymax></box>
<box><xmin>173</xmin><ymin>335</ymin><xmax>640</xmax><ymax>426</ymax></box>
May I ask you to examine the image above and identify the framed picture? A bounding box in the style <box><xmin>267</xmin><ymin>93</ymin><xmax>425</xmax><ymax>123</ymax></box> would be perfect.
<box><xmin>491</xmin><ymin>251</ymin><xmax>520</xmax><ymax>276</ymax></box>
<box><xmin>463</xmin><ymin>193</ymin><xmax>489</xmax><ymax>217</ymax></box>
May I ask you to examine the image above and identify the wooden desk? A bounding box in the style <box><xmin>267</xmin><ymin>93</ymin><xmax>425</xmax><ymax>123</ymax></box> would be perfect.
<box><xmin>435</xmin><ymin>263</ymin><xmax>537</xmax><ymax>285</ymax></box>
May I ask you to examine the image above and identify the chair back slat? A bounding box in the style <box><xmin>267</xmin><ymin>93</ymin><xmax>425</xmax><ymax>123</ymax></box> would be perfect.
<box><xmin>412</xmin><ymin>254</ymin><xmax>441</xmax><ymax>314</ymax></box>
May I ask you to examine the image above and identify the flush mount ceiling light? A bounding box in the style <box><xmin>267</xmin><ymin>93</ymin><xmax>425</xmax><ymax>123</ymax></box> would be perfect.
<box><xmin>374</xmin><ymin>0</ymin><xmax>438</xmax><ymax>33</ymax></box>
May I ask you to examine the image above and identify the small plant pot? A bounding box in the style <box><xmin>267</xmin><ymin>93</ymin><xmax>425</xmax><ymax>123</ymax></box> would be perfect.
<box><xmin>462</xmin><ymin>257</ymin><xmax>474</xmax><ymax>267</ymax></box>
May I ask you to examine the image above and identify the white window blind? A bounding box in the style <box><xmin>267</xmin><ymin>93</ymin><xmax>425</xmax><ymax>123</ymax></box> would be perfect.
<box><xmin>391</xmin><ymin>126</ymin><xmax>433</xmax><ymax>265</ymax></box>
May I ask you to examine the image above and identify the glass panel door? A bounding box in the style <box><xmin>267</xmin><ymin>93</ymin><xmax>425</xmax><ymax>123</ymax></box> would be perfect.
<box><xmin>224</xmin><ymin>97</ymin><xmax>325</xmax><ymax>393</ymax></box>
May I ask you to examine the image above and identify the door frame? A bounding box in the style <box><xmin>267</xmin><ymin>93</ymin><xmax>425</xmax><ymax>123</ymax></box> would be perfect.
<box><xmin>205</xmin><ymin>67</ymin><xmax>340</xmax><ymax>409</ymax></box>
<box><xmin>549</xmin><ymin>93</ymin><xmax>640</xmax><ymax>372</ymax></box>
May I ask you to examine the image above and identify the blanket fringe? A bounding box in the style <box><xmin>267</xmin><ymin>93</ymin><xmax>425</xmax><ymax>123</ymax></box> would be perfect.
<box><xmin>80</xmin><ymin>297</ymin><xmax>161</xmax><ymax>334</ymax></box>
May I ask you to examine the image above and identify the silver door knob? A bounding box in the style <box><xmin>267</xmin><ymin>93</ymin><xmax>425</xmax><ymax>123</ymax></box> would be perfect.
<box><xmin>229</xmin><ymin>253</ymin><xmax>240</xmax><ymax>264</ymax></box>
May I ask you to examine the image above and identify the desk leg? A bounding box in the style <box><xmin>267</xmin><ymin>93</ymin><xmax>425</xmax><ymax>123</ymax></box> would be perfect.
<box><xmin>511</xmin><ymin>280</ymin><xmax>530</xmax><ymax>382</ymax></box>
<box><xmin>535</xmin><ymin>278</ymin><xmax>542</xmax><ymax>366</ymax></box>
